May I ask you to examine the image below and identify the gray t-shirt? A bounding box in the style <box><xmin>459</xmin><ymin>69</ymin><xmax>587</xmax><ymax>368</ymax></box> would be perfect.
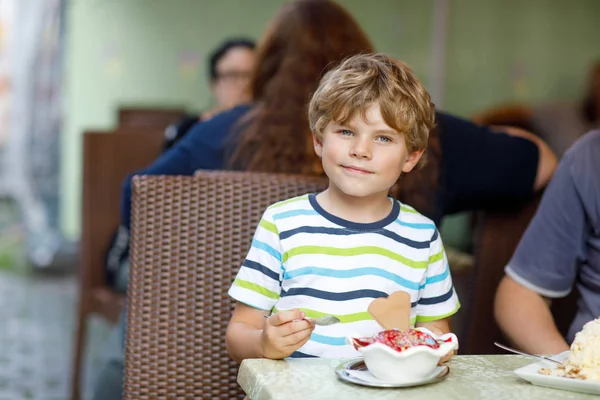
<box><xmin>505</xmin><ymin>130</ymin><xmax>600</xmax><ymax>342</ymax></box>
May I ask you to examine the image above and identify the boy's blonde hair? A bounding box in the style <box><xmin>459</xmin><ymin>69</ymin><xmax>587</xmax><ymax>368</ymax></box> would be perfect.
<box><xmin>308</xmin><ymin>53</ymin><xmax>435</xmax><ymax>167</ymax></box>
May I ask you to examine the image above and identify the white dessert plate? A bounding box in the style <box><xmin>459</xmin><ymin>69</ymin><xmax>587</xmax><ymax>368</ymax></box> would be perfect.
<box><xmin>335</xmin><ymin>358</ymin><xmax>449</xmax><ymax>388</ymax></box>
<box><xmin>514</xmin><ymin>350</ymin><xmax>600</xmax><ymax>395</ymax></box>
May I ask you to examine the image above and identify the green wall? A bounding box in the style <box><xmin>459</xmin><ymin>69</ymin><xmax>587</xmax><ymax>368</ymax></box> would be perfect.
<box><xmin>61</xmin><ymin>0</ymin><xmax>600</xmax><ymax>239</ymax></box>
<box><xmin>444</xmin><ymin>0</ymin><xmax>600</xmax><ymax>116</ymax></box>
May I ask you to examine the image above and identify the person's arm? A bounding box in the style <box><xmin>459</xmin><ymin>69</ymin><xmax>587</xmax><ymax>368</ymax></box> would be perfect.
<box><xmin>119</xmin><ymin>106</ymin><xmax>249</xmax><ymax>229</ymax></box>
<box><xmin>490</xmin><ymin>125</ymin><xmax>557</xmax><ymax>191</ymax></box>
<box><xmin>416</xmin><ymin>318</ymin><xmax>451</xmax><ymax>336</ymax></box>
<box><xmin>226</xmin><ymin>206</ymin><xmax>315</xmax><ymax>362</ymax></box>
<box><xmin>495</xmin><ymin>276</ymin><xmax>568</xmax><ymax>354</ymax></box>
<box><xmin>119</xmin><ymin>135</ymin><xmax>195</xmax><ymax>229</ymax></box>
<box><xmin>436</xmin><ymin>112</ymin><xmax>557</xmax><ymax>215</ymax></box>
<box><xmin>494</xmin><ymin>142</ymin><xmax>591</xmax><ymax>354</ymax></box>
<box><xmin>226</xmin><ymin>304</ymin><xmax>314</xmax><ymax>363</ymax></box>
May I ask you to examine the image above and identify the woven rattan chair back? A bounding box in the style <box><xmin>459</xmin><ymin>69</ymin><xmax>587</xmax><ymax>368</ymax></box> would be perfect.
<box><xmin>124</xmin><ymin>171</ymin><xmax>327</xmax><ymax>399</ymax></box>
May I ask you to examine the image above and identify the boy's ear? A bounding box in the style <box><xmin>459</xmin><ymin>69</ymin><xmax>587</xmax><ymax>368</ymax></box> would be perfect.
<box><xmin>401</xmin><ymin>149</ymin><xmax>425</xmax><ymax>173</ymax></box>
<box><xmin>312</xmin><ymin>133</ymin><xmax>323</xmax><ymax>157</ymax></box>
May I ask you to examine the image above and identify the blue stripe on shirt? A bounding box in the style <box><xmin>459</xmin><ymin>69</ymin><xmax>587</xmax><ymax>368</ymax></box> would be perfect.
<box><xmin>251</xmin><ymin>239</ymin><xmax>282</xmax><ymax>261</ymax></box>
<box><xmin>418</xmin><ymin>287</ymin><xmax>454</xmax><ymax>305</ymax></box>
<box><xmin>283</xmin><ymin>266</ymin><xmax>426</xmax><ymax>291</ymax></box>
<box><xmin>394</xmin><ymin>220</ymin><xmax>436</xmax><ymax>230</ymax></box>
<box><xmin>279</xmin><ymin>226</ymin><xmax>429</xmax><ymax>249</ymax></box>
<box><xmin>281</xmin><ymin>287</ymin><xmax>388</xmax><ymax>301</ymax></box>
<box><xmin>242</xmin><ymin>259</ymin><xmax>280</xmax><ymax>281</ymax></box>
<box><xmin>289</xmin><ymin>351</ymin><xmax>319</xmax><ymax>358</ymax></box>
<box><xmin>310</xmin><ymin>333</ymin><xmax>347</xmax><ymax>346</ymax></box>
<box><xmin>273</xmin><ymin>209</ymin><xmax>319</xmax><ymax>221</ymax></box>
<box><xmin>425</xmin><ymin>263</ymin><xmax>450</xmax><ymax>285</ymax></box>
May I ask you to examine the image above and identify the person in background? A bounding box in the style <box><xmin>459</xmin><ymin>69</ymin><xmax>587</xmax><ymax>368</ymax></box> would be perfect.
<box><xmin>94</xmin><ymin>0</ymin><xmax>557</xmax><ymax>398</ymax></box>
<box><xmin>93</xmin><ymin>38</ymin><xmax>254</xmax><ymax>400</ymax></box>
<box><xmin>495</xmin><ymin>130</ymin><xmax>600</xmax><ymax>355</ymax></box>
<box><xmin>162</xmin><ymin>37</ymin><xmax>256</xmax><ymax>151</ymax></box>
<box><xmin>104</xmin><ymin>37</ymin><xmax>255</xmax><ymax>294</ymax></box>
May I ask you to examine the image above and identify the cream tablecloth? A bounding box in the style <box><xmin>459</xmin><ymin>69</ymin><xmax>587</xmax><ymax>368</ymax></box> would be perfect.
<box><xmin>238</xmin><ymin>355</ymin><xmax>596</xmax><ymax>400</ymax></box>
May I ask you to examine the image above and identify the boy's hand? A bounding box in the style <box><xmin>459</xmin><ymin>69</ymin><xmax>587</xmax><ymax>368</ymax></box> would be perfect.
<box><xmin>415</xmin><ymin>318</ymin><xmax>455</xmax><ymax>364</ymax></box>
<box><xmin>261</xmin><ymin>309</ymin><xmax>315</xmax><ymax>359</ymax></box>
<box><xmin>439</xmin><ymin>350</ymin><xmax>455</xmax><ymax>364</ymax></box>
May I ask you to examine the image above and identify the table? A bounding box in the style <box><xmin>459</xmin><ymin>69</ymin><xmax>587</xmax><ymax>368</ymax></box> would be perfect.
<box><xmin>238</xmin><ymin>355</ymin><xmax>596</xmax><ymax>400</ymax></box>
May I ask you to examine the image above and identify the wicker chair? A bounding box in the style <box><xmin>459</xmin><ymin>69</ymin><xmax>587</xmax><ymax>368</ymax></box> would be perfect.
<box><xmin>72</xmin><ymin>129</ymin><xmax>164</xmax><ymax>400</ymax></box>
<box><xmin>124</xmin><ymin>172</ymin><xmax>328</xmax><ymax>399</ymax></box>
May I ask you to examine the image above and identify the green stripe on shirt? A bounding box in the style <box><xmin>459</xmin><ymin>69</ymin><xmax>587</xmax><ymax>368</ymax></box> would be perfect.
<box><xmin>400</xmin><ymin>205</ymin><xmax>418</xmax><ymax>214</ymax></box>
<box><xmin>428</xmin><ymin>250</ymin><xmax>444</xmax><ymax>264</ymax></box>
<box><xmin>273</xmin><ymin>307</ymin><xmax>373</xmax><ymax>323</ymax></box>
<box><xmin>270</xmin><ymin>194</ymin><xmax>309</xmax><ymax>209</ymax></box>
<box><xmin>415</xmin><ymin>301</ymin><xmax>461</xmax><ymax>323</ymax></box>
<box><xmin>282</xmin><ymin>245</ymin><xmax>428</xmax><ymax>268</ymax></box>
<box><xmin>272</xmin><ymin>306</ymin><xmax>419</xmax><ymax>326</ymax></box>
<box><xmin>259</xmin><ymin>219</ymin><xmax>278</xmax><ymax>235</ymax></box>
<box><xmin>233</xmin><ymin>278</ymin><xmax>280</xmax><ymax>300</ymax></box>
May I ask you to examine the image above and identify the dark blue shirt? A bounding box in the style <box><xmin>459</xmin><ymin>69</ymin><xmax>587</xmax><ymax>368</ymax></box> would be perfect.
<box><xmin>120</xmin><ymin>105</ymin><xmax>251</xmax><ymax>228</ymax></box>
<box><xmin>506</xmin><ymin>130</ymin><xmax>600</xmax><ymax>342</ymax></box>
<box><xmin>120</xmin><ymin>106</ymin><xmax>539</xmax><ymax>229</ymax></box>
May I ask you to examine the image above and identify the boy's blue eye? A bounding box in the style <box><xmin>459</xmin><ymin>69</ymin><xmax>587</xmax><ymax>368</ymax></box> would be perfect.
<box><xmin>377</xmin><ymin>136</ymin><xmax>392</xmax><ymax>143</ymax></box>
<box><xmin>340</xmin><ymin>129</ymin><xmax>353</xmax><ymax>136</ymax></box>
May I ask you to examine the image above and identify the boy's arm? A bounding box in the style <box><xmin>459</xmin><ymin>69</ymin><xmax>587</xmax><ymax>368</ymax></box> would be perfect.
<box><xmin>489</xmin><ymin>125</ymin><xmax>557</xmax><ymax>192</ymax></box>
<box><xmin>226</xmin><ymin>303</ymin><xmax>269</xmax><ymax>362</ymax></box>
<box><xmin>226</xmin><ymin>303</ymin><xmax>314</xmax><ymax>363</ymax></box>
<box><xmin>226</xmin><ymin>206</ymin><xmax>314</xmax><ymax>363</ymax></box>
<box><xmin>415</xmin><ymin>317</ymin><xmax>451</xmax><ymax>336</ymax></box>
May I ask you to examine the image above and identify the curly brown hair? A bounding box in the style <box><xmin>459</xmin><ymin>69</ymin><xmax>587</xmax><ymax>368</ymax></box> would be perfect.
<box><xmin>227</xmin><ymin>0</ymin><xmax>374</xmax><ymax>174</ymax></box>
<box><xmin>308</xmin><ymin>53</ymin><xmax>436</xmax><ymax>169</ymax></box>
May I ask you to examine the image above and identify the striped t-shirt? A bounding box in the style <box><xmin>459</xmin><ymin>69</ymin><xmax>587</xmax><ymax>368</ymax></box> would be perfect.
<box><xmin>228</xmin><ymin>193</ymin><xmax>460</xmax><ymax>358</ymax></box>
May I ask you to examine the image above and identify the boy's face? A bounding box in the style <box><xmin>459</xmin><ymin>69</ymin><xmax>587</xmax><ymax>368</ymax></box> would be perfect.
<box><xmin>313</xmin><ymin>103</ymin><xmax>424</xmax><ymax>199</ymax></box>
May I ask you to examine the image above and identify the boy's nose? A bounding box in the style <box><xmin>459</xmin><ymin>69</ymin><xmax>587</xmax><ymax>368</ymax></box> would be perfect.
<box><xmin>350</xmin><ymin>138</ymin><xmax>372</xmax><ymax>159</ymax></box>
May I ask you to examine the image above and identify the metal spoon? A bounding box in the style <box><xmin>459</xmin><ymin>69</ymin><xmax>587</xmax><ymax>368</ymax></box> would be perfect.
<box><xmin>494</xmin><ymin>342</ymin><xmax>563</xmax><ymax>365</ymax></box>
<box><xmin>307</xmin><ymin>315</ymin><xmax>341</xmax><ymax>326</ymax></box>
<box><xmin>263</xmin><ymin>314</ymin><xmax>340</xmax><ymax>326</ymax></box>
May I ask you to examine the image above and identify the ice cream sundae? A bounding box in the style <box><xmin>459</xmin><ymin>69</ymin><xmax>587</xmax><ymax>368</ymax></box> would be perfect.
<box><xmin>540</xmin><ymin>317</ymin><xmax>600</xmax><ymax>381</ymax></box>
<box><xmin>351</xmin><ymin>328</ymin><xmax>448</xmax><ymax>352</ymax></box>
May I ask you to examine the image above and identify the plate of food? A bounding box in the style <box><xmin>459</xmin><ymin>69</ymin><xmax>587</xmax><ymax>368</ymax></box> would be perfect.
<box><xmin>513</xmin><ymin>318</ymin><xmax>600</xmax><ymax>395</ymax></box>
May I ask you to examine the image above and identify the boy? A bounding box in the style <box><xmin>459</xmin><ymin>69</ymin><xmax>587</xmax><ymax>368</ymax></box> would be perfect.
<box><xmin>226</xmin><ymin>53</ymin><xmax>460</xmax><ymax>361</ymax></box>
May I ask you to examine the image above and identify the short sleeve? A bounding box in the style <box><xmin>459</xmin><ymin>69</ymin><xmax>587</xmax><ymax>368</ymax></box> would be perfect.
<box><xmin>437</xmin><ymin>112</ymin><xmax>539</xmax><ymax>215</ymax></box>
<box><xmin>505</xmin><ymin>153</ymin><xmax>587</xmax><ymax>298</ymax></box>
<box><xmin>415</xmin><ymin>229</ymin><xmax>461</xmax><ymax>322</ymax></box>
<box><xmin>228</xmin><ymin>207</ymin><xmax>284</xmax><ymax>311</ymax></box>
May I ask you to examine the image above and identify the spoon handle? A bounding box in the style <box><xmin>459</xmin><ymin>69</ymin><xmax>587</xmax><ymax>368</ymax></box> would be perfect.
<box><xmin>493</xmin><ymin>342</ymin><xmax>563</xmax><ymax>365</ymax></box>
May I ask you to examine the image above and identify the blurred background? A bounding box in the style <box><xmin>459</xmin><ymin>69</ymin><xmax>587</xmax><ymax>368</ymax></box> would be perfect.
<box><xmin>0</xmin><ymin>0</ymin><xmax>598</xmax><ymax>398</ymax></box>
